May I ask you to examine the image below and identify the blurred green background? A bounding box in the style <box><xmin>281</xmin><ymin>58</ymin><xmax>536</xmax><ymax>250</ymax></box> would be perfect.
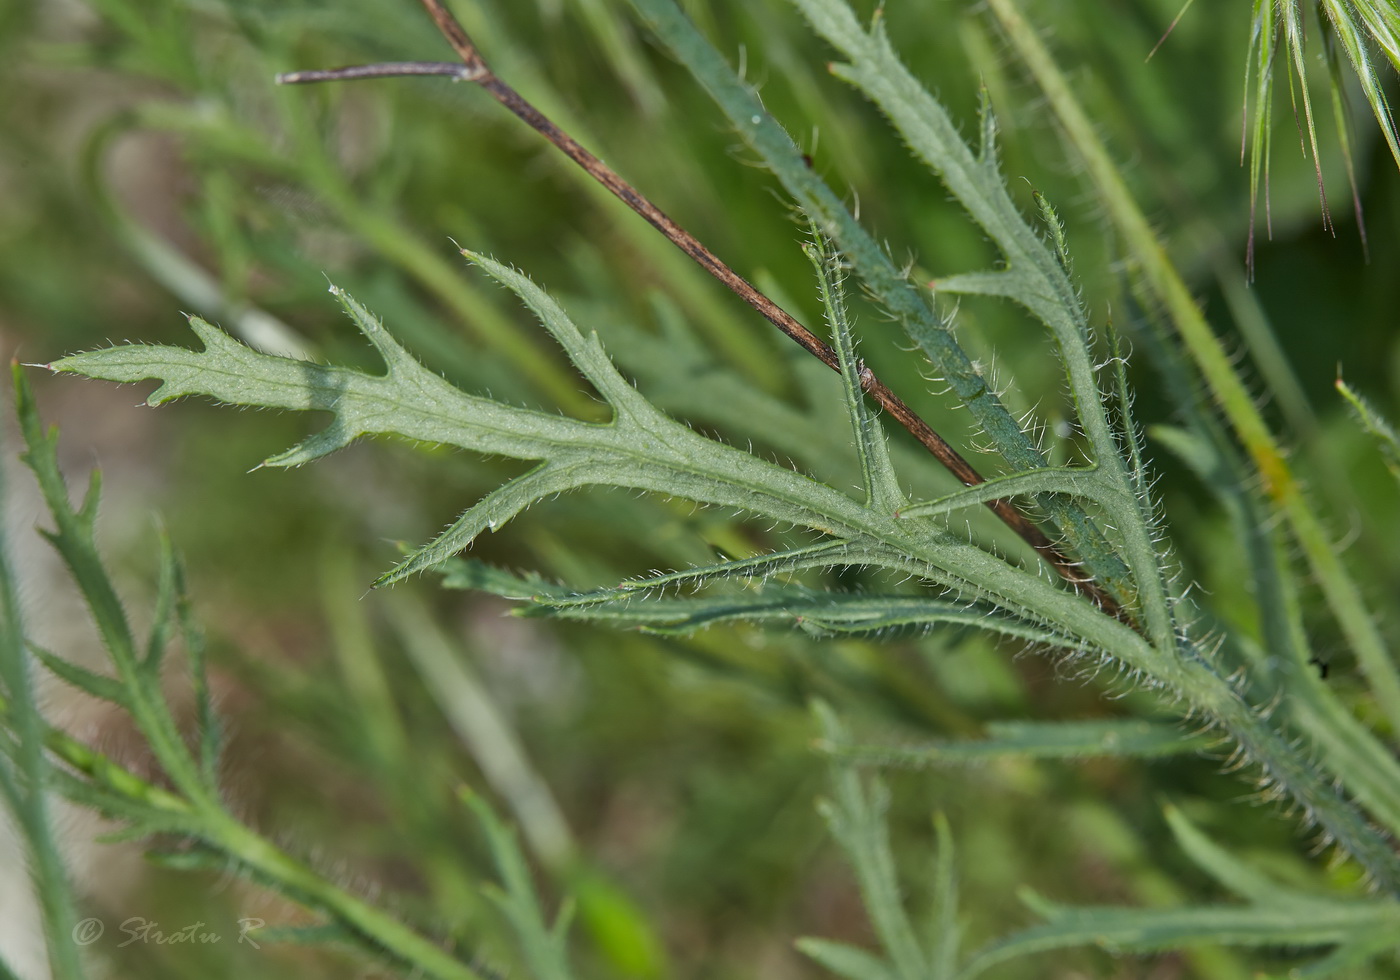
<box><xmin>2</xmin><ymin>0</ymin><xmax>1398</xmax><ymax>976</ymax></box>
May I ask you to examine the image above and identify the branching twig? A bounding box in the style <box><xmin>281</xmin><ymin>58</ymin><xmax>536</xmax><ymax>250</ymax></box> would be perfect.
<box><xmin>277</xmin><ymin>0</ymin><xmax>1123</xmax><ymax>621</ymax></box>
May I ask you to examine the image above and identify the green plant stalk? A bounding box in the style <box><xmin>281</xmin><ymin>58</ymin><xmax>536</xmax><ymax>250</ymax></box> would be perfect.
<box><xmin>15</xmin><ymin>376</ymin><xmax>216</xmax><ymax>812</ymax></box>
<box><xmin>1338</xmin><ymin>378</ymin><xmax>1400</xmax><ymax>484</ymax></box>
<box><xmin>1144</xmin><ymin>321</ymin><xmax>1400</xmax><ymax>836</ymax></box>
<box><xmin>1210</xmin><ymin>258</ymin><xmax>1313</xmax><ymax>435</ymax></box>
<box><xmin>17</xmin><ymin>367</ymin><xmax>494</xmax><ymax>977</ymax></box>
<box><xmin>0</xmin><ymin>480</ymin><xmax>85</xmax><ymax>979</ymax></box>
<box><xmin>781</xmin><ymin>0</ymin><xmax>1181</xmax><ymax>652</ymax></box>
<box><xmin>929</xmin><ymin>812</ymin><xmax>960</xmax><ymax>979</ymax></box>
<box><xmin>958</xmin><ymin>899</ymin><xmax>1400</xmax><ymax>978</ymax></box>
<box><xmin>1271</xmin><ymin>596</ymin><xmax>1400</xmax><ymax>834</ymax></box>
<box><xmin>803</xmin><ymin>235</ymin><xmax>903</xmax><ymax>517</ymax></box>
<box><xmin>30</xmin><ymin>709</ymin><xmax>488</xmax><ymax>980</ymax></box>
<box><xmin>984</xmin><ymin>0</ymin><xmax>1400</xmax><ymax>735</ymax></box>
<box><xmin>460</xmin><ymin>788</ymin><xmax>574</xmax><ymax>980</ymax></box>
<box><xmin>995</xmin><ymin>0</ymin><xmax>1400</xmax><ymax>839</ymax></box>
<box><xmin>919</xmin><ymin>523</ymin><xmax>1400</xmax><ymax>891</ymax></box>
<box><xmin>34</xmin><ymin>716</ymin><xmax>201</xmax><ymax>820</ymax></box>
<box><xmin>814</xmin><ymin>704</ymin><xmax>930</xmax><ymax>979</ymax></box>
<box><xmin>205</xmin><ymin>813</ymin><xmax>487</xmax><ymax>980</ymax></box>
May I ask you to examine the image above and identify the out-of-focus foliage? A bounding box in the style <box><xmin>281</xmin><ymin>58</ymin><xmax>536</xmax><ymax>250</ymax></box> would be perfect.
<box><xmin>2</xmin><ymin>0</ymin><xmax>1399</xmax><ymax>977</ymax></box>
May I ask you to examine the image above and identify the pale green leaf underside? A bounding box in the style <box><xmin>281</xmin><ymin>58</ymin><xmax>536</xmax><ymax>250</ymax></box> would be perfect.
<box><xmin>49</xmin><ymin>253</ymin><xmax>1098</xmax><ymax>618</ymax></box>
<box><xmin>51</xmin><ymin>258</ymin><xmax>897</xmax><ymax>587</ymax></box>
